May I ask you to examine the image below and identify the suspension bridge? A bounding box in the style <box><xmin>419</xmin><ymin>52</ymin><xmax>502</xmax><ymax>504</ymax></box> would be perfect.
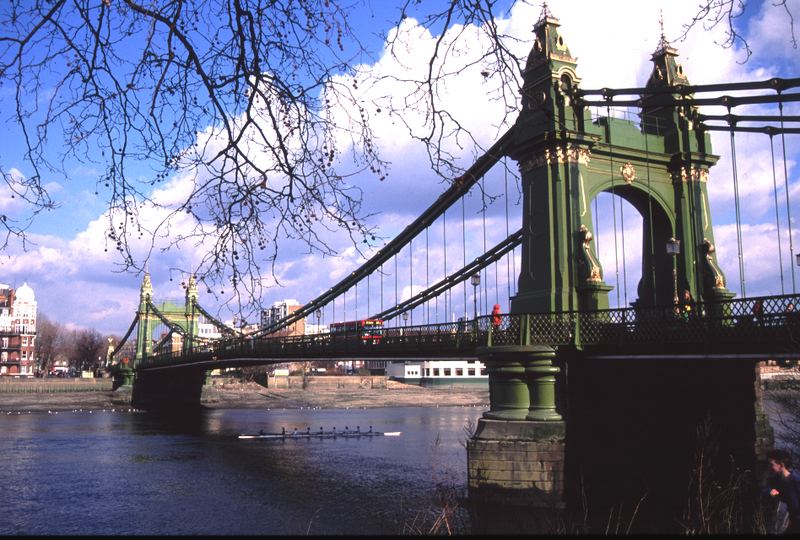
<box><xmin>108</xmin><ymin>9</ymin><xmax>799</xmax><ymax>533</ymax></box>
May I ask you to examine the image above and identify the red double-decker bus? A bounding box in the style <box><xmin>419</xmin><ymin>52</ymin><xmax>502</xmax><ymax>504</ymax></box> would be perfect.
<box><xmin>329</xmin><ymin>319</ymin><xmax>384</xmax><ymax>344</ymax></box>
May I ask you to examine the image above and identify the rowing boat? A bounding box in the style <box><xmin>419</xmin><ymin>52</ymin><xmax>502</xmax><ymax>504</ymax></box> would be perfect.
<box><xmin>238</xmin><ymin>428</ymin><xmax>401</xmax><ymax>439</ymax></box>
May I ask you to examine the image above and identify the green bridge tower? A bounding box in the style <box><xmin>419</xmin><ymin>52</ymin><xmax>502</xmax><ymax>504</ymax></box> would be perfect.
<box><xmin>468</xmin><ymin>8</ymin><xmax>747</xmax><ymax>533</ymax></box>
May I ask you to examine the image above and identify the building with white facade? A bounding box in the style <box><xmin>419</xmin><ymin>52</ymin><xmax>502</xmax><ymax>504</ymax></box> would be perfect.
<box><xmin>386</xmin><ymin>359</ymin><xmax>488</xmax><ymax>387</ymax></box>
<box><xmin>197</xmin><ymin>314</ymin><xmax>224</xmax><ymax>340</ymax></box>
<box><xmin>0</xmin><ymin>282</ymin><xmax>37</xmax><ymax>377</ymax></box>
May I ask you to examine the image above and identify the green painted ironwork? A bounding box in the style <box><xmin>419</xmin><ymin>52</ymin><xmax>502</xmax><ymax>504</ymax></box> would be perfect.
<box><xmin>127</xmin><ymin>13</ymin><xmax>800</xmax><ymax>425</ymax></box>
<box><xmin>136</xmin><ymin>293</ymin><xmax>800</xmax><ymax>371</ymax></box>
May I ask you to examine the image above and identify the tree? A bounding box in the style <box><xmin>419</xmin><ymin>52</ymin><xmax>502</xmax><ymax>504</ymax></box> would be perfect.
<box><xmin>69</xmin><ymin>328</ymin><xmax>106</xmax><ymax>372</ymax></box>
<box><xmin>677</xmin><ymin>0</ymin><xmax>797</xmax><ymax>62</ymax></box>
<box><xmin>34</xmin><ymin>313</ymin><xmax>65</xmax><ymax>374</ymax></box>
<box><xmin>0</xmin><ymin>1</ymin><xmax>795</xmax><ymax>319</ymax></box>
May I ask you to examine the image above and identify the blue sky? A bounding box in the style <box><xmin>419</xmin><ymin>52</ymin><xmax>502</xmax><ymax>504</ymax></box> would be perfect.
<box><xmin>0</xmin><ymin>0</ymin><xmax>797</xmax><ymax>335</ymax></box>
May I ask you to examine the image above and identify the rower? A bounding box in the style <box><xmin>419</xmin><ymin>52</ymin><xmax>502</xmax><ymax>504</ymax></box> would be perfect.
<box><xmin>368</xmin><ymin>425</ymin><xmax>373</xmax><ymax>434</ymax></box>
<box><xmin>259</xmin><ymin>429</ymin><xmax>266</xmax><ymax>436</ymax></box>
<box><xmin>281</xmin><ymin>427</ymin><xmax>286</xmax><ymax>437</ymax></box>
<box><xmin>292</xmin><ymin>427</ymin><xmax>298</xmax><ymax>436</ymax></box>
<box><xmin>356</xmin><ymin>426</ymin><xmax>361</xmax><ymax>434</ymax></box>
<box><xmin>306</xmin><ymin>427</ymin><xmax>311</xmax><ymax>435</ymax></box>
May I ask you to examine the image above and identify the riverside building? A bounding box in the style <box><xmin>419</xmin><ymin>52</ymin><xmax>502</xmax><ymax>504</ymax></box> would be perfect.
<box><xmin>0</xmin><ymin>282</ymin><xmax>37</xmax><ymax>377</ymax></box>
<box><xmin>386</xmin><ymin>359</ymin><xmax>488</xmax><ymax>387</ymax></box>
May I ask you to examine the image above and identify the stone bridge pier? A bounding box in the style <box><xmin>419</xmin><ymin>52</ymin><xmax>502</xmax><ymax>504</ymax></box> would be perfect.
<box><xmin>467</xmin><ymin>348</ymin><xmax>773</xmax><ymax>534</ymax></box>
<box><xmin>131</xmin><ymin>367</ymin><xmax>207</xmax><ymax>411</ymax></box>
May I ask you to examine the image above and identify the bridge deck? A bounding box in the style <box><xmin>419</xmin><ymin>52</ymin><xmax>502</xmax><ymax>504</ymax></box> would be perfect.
<box><xmin>136</xmin><ymin>294</ymin><xmax>800</xmax><ymax>370</ymax></box>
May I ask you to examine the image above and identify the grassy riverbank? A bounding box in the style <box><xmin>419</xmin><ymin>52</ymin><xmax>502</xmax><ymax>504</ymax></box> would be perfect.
<box><xmin>0</xmin><ymin>377</ymin><xmax>489</xmax><ymax>412</ymax></box>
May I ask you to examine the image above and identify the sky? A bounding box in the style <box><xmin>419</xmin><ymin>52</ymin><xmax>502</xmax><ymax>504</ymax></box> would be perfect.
<box><xmin>0</xmin><ymin>0</ymin><xmax>797</xmax><ymax>336</ymax></box>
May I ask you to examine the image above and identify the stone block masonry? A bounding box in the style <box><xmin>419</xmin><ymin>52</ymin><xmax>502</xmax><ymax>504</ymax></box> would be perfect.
<box><xmin>466</xmin><ymin>418</ymin><xmax>566</xmax><ymax>534</ymax></box>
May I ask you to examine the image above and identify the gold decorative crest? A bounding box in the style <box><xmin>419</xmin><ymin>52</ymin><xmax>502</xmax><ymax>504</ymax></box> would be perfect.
<box><xmin>620</xmin><ymin>162</ymin><xmax>636</xmax><ymax>184</ymax></box>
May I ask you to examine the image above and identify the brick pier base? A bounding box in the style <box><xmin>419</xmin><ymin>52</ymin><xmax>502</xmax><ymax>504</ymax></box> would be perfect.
<box><xmin>467</xmin><ymin>418</ymin><xmax>565</xmax><ymax>533</ymax></box>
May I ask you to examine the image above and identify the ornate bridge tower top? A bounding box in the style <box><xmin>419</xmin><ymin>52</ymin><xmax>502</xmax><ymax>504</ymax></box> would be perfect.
<box><xmin>185</xmin><ymin>274</ymin><xmax>198</xmax><ymax>305</ymax></box>
<box><xmin>647</xmin><ymin>13</ymin><xmax>690</xmax><ymax>89</ymax></box>
<box><xmin>521</xmin><ymin>4</ymin><xmax>579</xmax><ymax>115</ymax></box>
<box><xmin>508</xmin><ymin>8</ymin><xmax>731</xmax><ymax>316</ymax></box>
<box><xmin>140</xmin><ymin>273</ymin><xmax>152</xmax><ymax>302</ymax></box>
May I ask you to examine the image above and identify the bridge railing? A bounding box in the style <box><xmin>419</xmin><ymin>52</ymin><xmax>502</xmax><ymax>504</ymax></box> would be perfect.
<box><xmin>137</xmin><ymin>293</ymin><xmax>800</xmax><ymax>368</ymax></box>
<box><xmin>577</xmin><ymin>293</ymin><xmax>800</xmax><ymax>353</ymax></box>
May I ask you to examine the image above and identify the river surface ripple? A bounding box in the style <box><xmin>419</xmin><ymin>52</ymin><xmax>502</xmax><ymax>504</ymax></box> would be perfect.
<box><xmin>0</xmin><ymin>405</ymin><xmax>485</xmax><ymax>535</ymax></box>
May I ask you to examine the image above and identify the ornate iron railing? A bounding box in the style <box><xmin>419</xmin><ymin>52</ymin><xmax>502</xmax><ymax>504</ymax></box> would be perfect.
<box><xmin>137</xmin><ymin>293</ymin><xmax>800</xmax><ymax>369</ymax></box>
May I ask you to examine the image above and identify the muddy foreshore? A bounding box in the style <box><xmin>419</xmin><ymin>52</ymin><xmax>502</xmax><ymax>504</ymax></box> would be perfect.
<box><xmin>0</xmin><ymin>379</ymin><xmax>489</xmax><ymax>413</ymax></box>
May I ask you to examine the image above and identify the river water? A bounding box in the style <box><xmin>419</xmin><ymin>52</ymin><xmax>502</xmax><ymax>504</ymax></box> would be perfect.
<box><xmin>0</xmin><ymin>405</ymin><xmax>484</xmax><ymax>535</ymax></box>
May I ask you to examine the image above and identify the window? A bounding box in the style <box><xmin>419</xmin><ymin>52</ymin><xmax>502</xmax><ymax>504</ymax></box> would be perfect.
<box><xmin>443</xmin><ymin>368</ymin><xmax>451</xmax><ymax>376</ymax></box>
<box><xmin>425</xmin><ymin>368</ymin><xmax>430</xmax><ymax>376</ymax></box>
<box><xmin>21</xmin><ymin>336</ymin><xmax>27</xmax><ymax>346</ymax></box>
<box><xmin>480</xmin><ymin>368</ymin><xmax>487</xmax><ymax>376</ymax></box>
<box><xmin>455</xmin><ymin>368</ymin><xmax>463</xmax><ymax>376</ymax></box>
<box><xmin>21</xmin><ymin>350</ymin><xmax>27</xmax><ymax>360</ymax></box>
<box><xmin>468</xmin><ymin>368</ymin><xmax>475</xmax><ymax>376</ymax></box>
<box><xmin>1</xmin><ymin>337</ymin><xmax>7</xmax><ymax>348</ymax></box>
<box><xmin>433</xmin><ymin>368</ymin><xmax>440</xmax><ymax>376</ymax></box>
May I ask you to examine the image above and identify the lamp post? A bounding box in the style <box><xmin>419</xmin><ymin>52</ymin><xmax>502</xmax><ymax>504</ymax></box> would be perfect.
<box><xmin>402</xmin><ymin>311</ymin><xmax>409</xmax><ymax>327</ymax></box>
<box><xmin>667</xmin><ymin>238</ymin><xmax>681</xmax><ymax>306</ymax></box>
<box><xmin>315</xmin><ymin>309</ymin><xmax>322</xmax><ymax>336</ymax></box>
<box><xmin>470</xmin><ymin>273</ymin><xmax>481</xmax><ymax>321</ymax></box>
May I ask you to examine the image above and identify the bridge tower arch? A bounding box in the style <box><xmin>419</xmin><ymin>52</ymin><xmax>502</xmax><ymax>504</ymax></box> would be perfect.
<box><xmin>507</xmin><ymin>11</ymin><xmax>735</xmax><ymax>317</ymax></box>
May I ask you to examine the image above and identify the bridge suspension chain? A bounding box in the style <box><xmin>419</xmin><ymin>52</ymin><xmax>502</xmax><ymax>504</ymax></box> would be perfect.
<box><xmin>779</xmin><ymin>99</ymin><xmax>797</xmax><ymax>294</ymax></box>
<box><xmin>607</xmin><ymin>102</ymin><xmax>622</xmax><ymax>307</ymax></box>
<box><xmin>194</xmin><ymin>301</ymin><xmax>238</xmax><ymax>337</ymax></box>
<box><xmin>110</xmin><ymin>314</ymin><xmax>139</xmax><ymax>361</ymax></box>
<box><xmin>254</xmin><ymin>78</ymin><xmax>797</xmax><ymax>337</ymax></box>
<box><xmin>371</xmin><ymin>229</ymin><xmax>523</xmax><ymax>322</ymax></box>
<box><xmin>728</xmin><ymin>114</ymin><xmax>747</xmax><ymax>297</ymax></box>
<box><xmin>462</xmin><ymin>195</ymin><xmax>467</xmax><ymax>320</ymax></box>
<box><xmin>251</xmin><ymin>130</ymin><xmax>514</xmax><ymax>337</ymax></box>
<box><xmin>769</xmin><ymin>133</ymin><xmax>786</xmax><ymax>295</ymax></box>
<box><xmin>146</xmin><ymin>302</ymin><xmax>189</xmax><ymax>338</ymax></box>
<box><xmin>643</xmin><ymin>112</ymin><xmax>657</xmax><ymax>305</ymax></box>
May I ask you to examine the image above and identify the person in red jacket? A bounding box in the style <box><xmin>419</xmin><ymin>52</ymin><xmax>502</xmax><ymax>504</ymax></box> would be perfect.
<box><xmin>491</xmin><ymin>304</ymin><xmax>502</xmax><ymax>331</ymax></box>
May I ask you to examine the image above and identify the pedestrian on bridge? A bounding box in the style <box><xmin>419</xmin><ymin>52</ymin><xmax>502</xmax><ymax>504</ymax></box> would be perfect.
<box><xmin>764</xmin><ymin>448</ymin><xmax>800</xmax><ymax>534</ymax></box>
<box><xmin>753</xmin><ymin>299</ymin><xmax>765</xmax><ymax>326</ymax></box>
<box><xmin>785</xmin><ymin>303</ymin><xmax>800</xmax><ymax>335</ymax></box>
<box><xmin>491</xmin><ymin>304</ymin><xmax>502</xmax><ymax>331</ymax></box>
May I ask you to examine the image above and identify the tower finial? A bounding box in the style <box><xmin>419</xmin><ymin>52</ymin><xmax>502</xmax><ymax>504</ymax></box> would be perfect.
<box><xmin>655</xmin><ymin>9</ymin><xmax>671</xmax><ymax>53</ymax></box>
<box><xmin>535</xmin><ymin>1</ymin><xmax>557</xmax><ymax>29</ymax></box>
<box><xmin>540</xmin><ymin>1</ymin><xmax>553</xmax><ymax>20</ymax></box>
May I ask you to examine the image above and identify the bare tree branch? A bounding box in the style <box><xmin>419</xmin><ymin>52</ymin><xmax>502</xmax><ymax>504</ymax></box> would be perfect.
<box><xmin>676</xmin><ymin>0</ymin><xmax>797</xmax><ymax>63</ymax></box>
